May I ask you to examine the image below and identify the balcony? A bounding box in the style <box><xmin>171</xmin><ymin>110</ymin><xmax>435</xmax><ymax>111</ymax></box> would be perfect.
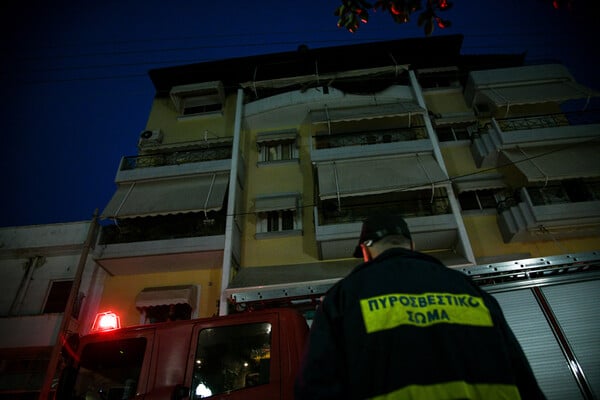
<box><xmin>311</xmin><ymin>126</ymin><xmax>432</xmax><ymax>162</ymax></box>
<box><xmin>464</xmin><ymin>64</ymin><xmax>596</xmax><ymax>112</ymax></box>
<box><xmin>313</xmin><ymin>189</ymin><xmax>466</xmax><ymax>265</ymax></box>
<box><xmin>471</xmin><ymin>109</ymin><xmax>600</xmax><ymax>168</ymax></box>
<box><xmin>95</xmin><ymin>211</ymin><xmax>227</xmax><ymax>275</ymax></box>
<box><xmin>99</xmin><ymin>211</ymin><xmax>226</xmax><ymax>245</ymax></box>
<box><xmin>115</xmin><ymin>142</ymin><xmax>232</xmax><ymax>183</ymax></box>
<box><xmin>498</xmin><ymin>183</ymin><xmax>600</xmax><ymax>243</ymax></box>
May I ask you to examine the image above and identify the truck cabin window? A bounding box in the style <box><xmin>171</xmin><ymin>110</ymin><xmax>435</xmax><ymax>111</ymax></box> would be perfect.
<box><xmin>71</xmin><ymin>338</ymin><xmax>146</xmax><ymax>400</ymax></box>
<box><xmin>191</xmin><ymin>322</ymin><xmax>272</xmax><ymax>398</ymax></box>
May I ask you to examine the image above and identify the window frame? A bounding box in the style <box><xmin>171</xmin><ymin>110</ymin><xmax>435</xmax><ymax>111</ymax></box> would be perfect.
<box><xmin>256</xmin><ymin>209</ymin><xmax>302</xmax><ymax>239</ymax></box>
<box><xmin>185</xmin><ymin>313</ymin><xmax>281</xmax><ymax>399</ymax></box>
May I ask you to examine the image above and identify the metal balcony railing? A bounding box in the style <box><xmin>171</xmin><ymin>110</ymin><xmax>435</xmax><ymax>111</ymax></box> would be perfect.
<box><xmin>318</xmin><ymin>197</ymin><xmax>450</xmax><ymax>226</ymax></box>
<box><xmin>99</xmin><ymin>212</ymin><xmax>227</xmax><ymax>244</ymax></box>
<box><xmin>495</xmin><ymin>109</ymin><xmax>600</xmax><ymax>133</ymax></box>
<box><xmin>121</xmin><ymin>146</ymin><xmax>232</xmax><ymax>171</ymax></box>
<box><xmin>313</xmin><ymin>126</ymin><xmax>427</xmax><ymax>150</ymax></box>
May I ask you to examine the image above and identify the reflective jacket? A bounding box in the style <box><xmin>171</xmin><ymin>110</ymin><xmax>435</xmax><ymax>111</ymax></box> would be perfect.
<box><xmin>295</xmin><ymin>248</ymin><xmax>546</xmax><ymax>400</ymax></box>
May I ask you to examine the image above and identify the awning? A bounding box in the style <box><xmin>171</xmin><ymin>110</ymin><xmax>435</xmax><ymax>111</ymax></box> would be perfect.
<box><xmin>101</xmin><ymin>173</ymin><xmax>229</xmax><ymax>219</ymax></box>
<box><xmin>310</xmin><ymin>102</ymin><xmax>425</xmax><ymax>124</ymax></box>
<box><xmin>453</xmin><ymin>173</ymin><xmax>506</xmax><ymax>193</ymax></box>
<box><xmin>499</xmin><ymin>143</ymin><xmax>600</xmax><ymax>183</ymax></box>
<box><xmin>317</xmin><ymin>154</ymin><xmax>447</xmax><ymax>200</ymax></box>
<box><xmin>256</xmin><ymin>129</ymin><xmax>297</xmax><ymax>144</ymax></box>
<box><xmin>170</xmin><ymin>81</ymin><xmax>224</xmax><ymax>112</ymax></box>
<box><xmin>478</xmin><ymin>81</ymin><xmax>595</xmax><ymax>108</ymax></box>
<box><xmin>135</xmin><ymin>285</ymin><xmax>197</xmax><ymax>309</ymax></box>
<box><xmin>255</xmin><ymin>193</ymin><xmax>299</xmax><ymax>212</ymax></box>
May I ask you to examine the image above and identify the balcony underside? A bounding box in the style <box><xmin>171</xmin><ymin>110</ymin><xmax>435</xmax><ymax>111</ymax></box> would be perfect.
<box><xmin>315</xmin><ymin>213</ymin><xmax>465</xmax><ymax>265</ymax></box>
<box><xmin>94</xmin><ymin>235</ymin><xmax>225</xmax><ymax>275</ymax></box>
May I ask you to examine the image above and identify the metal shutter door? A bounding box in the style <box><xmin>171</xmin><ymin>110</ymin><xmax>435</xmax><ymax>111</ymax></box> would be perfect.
<box><xmin>542</xmin><ymin>280</ymin><xmax>600</xmax><ymax>399</ymax></box>
<box><xmin>493</xmin><ymin>289</ymin><xmax>583</xmax><ymax>400</ymax></box>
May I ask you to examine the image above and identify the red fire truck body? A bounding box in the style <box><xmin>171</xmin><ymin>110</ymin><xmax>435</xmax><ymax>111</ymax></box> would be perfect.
<box><xmin>58</xmin><ymin>308</ymin><xmax>308</xmax><ymax>399</ymax></box>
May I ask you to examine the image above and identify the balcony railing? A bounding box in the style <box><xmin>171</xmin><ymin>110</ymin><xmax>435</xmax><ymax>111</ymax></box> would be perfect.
<box><xmin>313</xmin><ymin>126</ymin><xmax>427</xmax><ymax>150</ymax></box>
<box><xmin>495</xmin><ymin>109</ymin><xmax>600</xmax><ymax>133</ymax></box>
<box><xmin>99</xmin><ymin>212</ymin><xmax>226</xmax><ymax>244</ymax></box>
<box><xmin>121</xmin><ymin>145</ymin><xmax>232</xmax><ymax>171</ymax></box>
<box><xmin>318</xmin><ymin>193</ymin><xmax>450</xmax><ymax>226</ymax></box>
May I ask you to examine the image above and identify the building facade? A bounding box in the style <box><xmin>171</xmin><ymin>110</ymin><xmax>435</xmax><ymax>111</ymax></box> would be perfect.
<box><xmin>95</xmin><ymin>34</ymin><xmax>600</xmax><ymax>399</ymax></box>
<box><xmin>3</xmin><ymin>35</ymin><xmax>598</xmax><ymax>399</ymax></box>
<box><xmin>0</xmin><ymin>221</ymin><xmax>104</xmax><ymax>399</ymax></box>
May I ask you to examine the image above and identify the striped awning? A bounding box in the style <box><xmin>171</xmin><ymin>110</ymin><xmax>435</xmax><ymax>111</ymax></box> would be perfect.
<box><xmin>135</xmin><ymin>285</ymin><xmax>197</xmax><ymax>309</ymax></box>
<box><xmin>311</xmin><ymin>102</ymin><xmax>425</xmax><ymax>124</ymax></box>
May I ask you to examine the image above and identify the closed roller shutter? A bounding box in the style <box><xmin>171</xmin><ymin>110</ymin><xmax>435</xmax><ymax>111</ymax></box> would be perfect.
<box><xmin>493</xmin><ymin>289</ymin><xmax>583</xmax><ymax>400</ymax></box>
<box><xmin>542</xmin><ymin>280</ymin><xmax>600</xmax><ymax>399</ymax></box>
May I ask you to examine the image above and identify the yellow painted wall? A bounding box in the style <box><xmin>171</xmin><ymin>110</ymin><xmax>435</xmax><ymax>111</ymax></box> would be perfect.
<box><xmin>239</xmin><ymin>121</ymin><xmax>320</xmax><ymax>267</ymax></box>
<box><xmin>144</xmin><ymin>95</ymin><xmax>238</xmax><ymax>144</ymax></box>
<box><xmin>98</xmin><ymin>268</ymin><xmax>222</xmax><ymax>327</ymax></box>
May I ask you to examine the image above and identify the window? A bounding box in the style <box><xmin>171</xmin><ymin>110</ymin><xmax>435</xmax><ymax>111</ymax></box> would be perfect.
<box><xmin>72</xmin><ymin>338</ymin><xmax>146</xmax><ymax>400</ymax></box>
<box><xmin>458</xmin><ymin>189</ymin><xmax>505</xmax><ymax>211</ymax></box>
<box><xmin>191</xmin><ymin>322</ymin><xmax>272</xmax><ymax>398</ymax></box>
<box><xmin>255</xmin><ymin>194</ymin><xmax>301</xmax><ymax>237</ymax></box>
<box><xmin>263</xmin><ymin>141</ymin><xmax>293</xmax><ymax>162</ymax></box>
<box><xmin>259</xmin><ymin>210</ymin><xmax>298</xmax><ymax>234</ymax></box>
<box><xmin>170</xmin><ymin>81</ymin><xmax>224</xmax><ymax>118</ymax></box>
<box><xmin>256</xmin><ymin>130</ymin><xmax>298</xmax><ymax>164</ymax></box>
<box><xmin>43</xmin><ymin>280</ymin><xmax>73</xmax><ymax>313</ymax></box>
<box><xmin>144</xmin><ymin>304</ymin><xmax>192</xmax><ymax>323</ymax></box>
<box><xmin>435</xmin><ymin>125</ymin><xmax>473</xmax><ymax>142</ymax></box>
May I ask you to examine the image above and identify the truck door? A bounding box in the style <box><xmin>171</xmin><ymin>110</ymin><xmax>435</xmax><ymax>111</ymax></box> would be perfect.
<box><xmin>65</xmin><ymin>329</ymin><xmax>154</xmax><ymax>400</ymax></box>
<box><xmin>183</xmin><ymin>312</ymin><xmax>282</xmax><ymax>400</ymax></box>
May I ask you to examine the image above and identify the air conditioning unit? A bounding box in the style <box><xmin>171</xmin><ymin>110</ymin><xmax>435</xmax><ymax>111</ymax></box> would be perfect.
<box><xmin>138</xmin><ymin>129</ymin><xmax>163</xmax><ymax>147</ymax></box>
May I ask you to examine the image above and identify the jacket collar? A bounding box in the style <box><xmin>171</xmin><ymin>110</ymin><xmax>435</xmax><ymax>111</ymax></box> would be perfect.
<box><xmin>354</xmin><ymin>248</ymin><xmax>445</xmax><ymax>273</ymax></box>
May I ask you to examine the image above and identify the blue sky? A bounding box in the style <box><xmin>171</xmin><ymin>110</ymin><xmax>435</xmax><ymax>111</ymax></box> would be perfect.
<box><xmin>0</xmin><ymin>0</ymin><xmax>595</xmax><ymax>227</ymax></box>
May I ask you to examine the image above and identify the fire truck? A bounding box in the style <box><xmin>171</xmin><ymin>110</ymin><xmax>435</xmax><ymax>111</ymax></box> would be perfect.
<box><xmin>56</xmin><ymin>251</ymin><xmax>599</xmax><ymax>400</ymax></box>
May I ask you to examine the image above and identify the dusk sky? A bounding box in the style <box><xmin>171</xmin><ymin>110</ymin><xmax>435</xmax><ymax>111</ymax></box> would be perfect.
<box><xmin>0</xmin><ymin>0</ymin><xmax>596</xmax><ymax>228</ymax></box>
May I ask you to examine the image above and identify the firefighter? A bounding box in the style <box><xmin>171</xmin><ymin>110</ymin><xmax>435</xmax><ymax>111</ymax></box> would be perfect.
<box><xmin>295</xmin><ymin>214</ymin><xmax>546</xmax><ymax>399</ymax></box>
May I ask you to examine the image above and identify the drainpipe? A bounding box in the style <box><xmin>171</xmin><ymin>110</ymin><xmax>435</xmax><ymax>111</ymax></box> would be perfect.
<box><xmin>39</xmin><ymin>211</ymin><xmax>99</xmax><ymax>400</ymax></box>
<box><xmin>219</xmin><ymin>88</ymin><xmax>244</xmax><ymax>316</ymax></box>
<box><xmin>9</xmin><ymin>256</ymin><xmax>44</xmax><ymax>315</ymax></box>
<box><xmin>408</xmin><ymin>70</ymin><xmax>476</xmax><ymax>265</ymax></box>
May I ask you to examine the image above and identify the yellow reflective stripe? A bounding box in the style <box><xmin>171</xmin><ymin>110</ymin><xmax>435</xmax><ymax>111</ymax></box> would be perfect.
<box><xmin>370</xmin><ymin>381</ymin><xmax>521</xmax><ymax>400</ymax></box>
<box><xmin>360</xmin><ymin>292</ymin><xmax>493</xmax><ymax>333</ymax></box>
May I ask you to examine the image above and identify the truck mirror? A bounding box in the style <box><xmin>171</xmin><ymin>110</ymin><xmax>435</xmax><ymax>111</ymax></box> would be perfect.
<box><xmin>172</xmin><ymin>384</ymin><xmax>190</xmax><ymax>400</ymax></box>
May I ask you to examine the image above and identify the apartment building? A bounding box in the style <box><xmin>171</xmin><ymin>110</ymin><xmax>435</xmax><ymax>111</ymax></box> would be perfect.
<box><xmin>86</xmin><ymin>34</ymin><xmax>599</xmax><ymax>398</ymax></box>
<box><xmin>0</xmin><ymin>221</ymin><xmax>104</xmax><ymax>399</ymax></box>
